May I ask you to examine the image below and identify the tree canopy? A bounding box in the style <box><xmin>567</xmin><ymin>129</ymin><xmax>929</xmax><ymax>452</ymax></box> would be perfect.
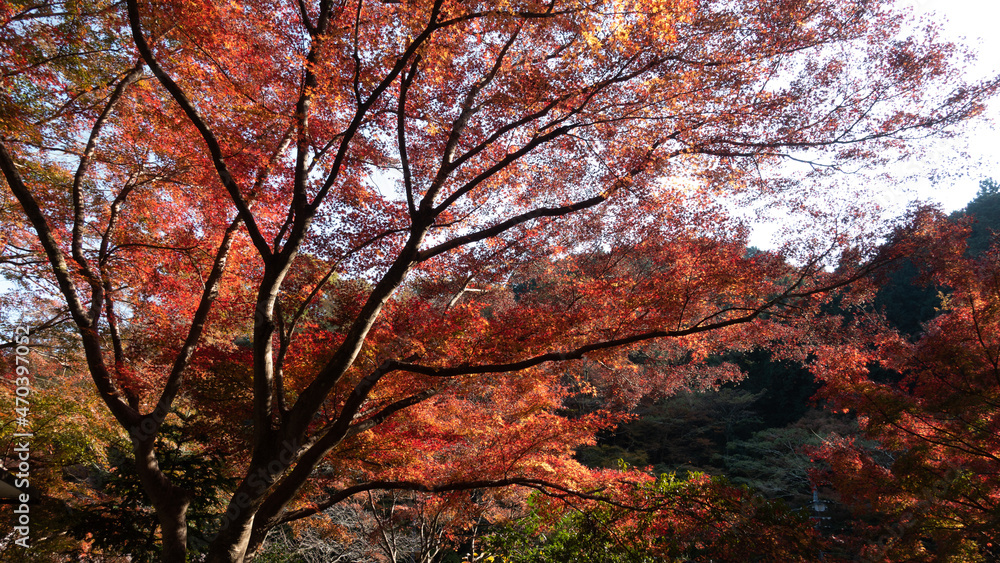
<box><xmin>1</xmin><ymin>0</ymin><xmax>996</xmax><ymax>561</ymax></box>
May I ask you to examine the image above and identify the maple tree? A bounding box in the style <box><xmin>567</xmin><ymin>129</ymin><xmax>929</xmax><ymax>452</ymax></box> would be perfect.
<box><xmin>813</xmin><ymin>217</ymin><xmax>1000</xmax><ymax>562</ymax></box>
<box><xmin>0</xmin><ymin>354</ymin><xmax>122</xmax><ymax>561</ymax></box>
<box><xmin>1</xmin><ymin>0</ymin><xmax>997</xmax><ymax>560</ymax></box>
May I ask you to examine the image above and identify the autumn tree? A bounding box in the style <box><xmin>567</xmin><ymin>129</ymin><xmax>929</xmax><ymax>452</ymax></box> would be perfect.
<box><xmin>0</xmin><ymin>353</ymin><xmax>123</xmax><ymax>561</ymax></box>
<box><xmin>1</xmin><ymin>0</ymin><xmax>996</xmax><ymax>561</ymax></box>
<box><xmin>813</xmin><ymin>217</ymin><xmax>1000</xmax><ymax>562</ymax></box>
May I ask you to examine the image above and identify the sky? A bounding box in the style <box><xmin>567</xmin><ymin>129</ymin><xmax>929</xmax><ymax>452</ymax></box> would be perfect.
<box><xmin>742</xmin><ymin>0</ymin><xmax>1000</xmax><ymax>249</ymax></box>
<box><xmin>898</xmin><ymin>0</ymin><xmax>1000</xmax><ymax>211</ymax></box>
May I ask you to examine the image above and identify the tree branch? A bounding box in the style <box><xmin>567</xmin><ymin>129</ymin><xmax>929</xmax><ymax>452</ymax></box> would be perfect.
<box><xmin>146</xmin><ymin>217</ymin><xmax>242</xmax><ymax>431</ymax></box>
<box><xmin>71</xmin><ymin>60</ymin><xmax>144</xmax><ymax>324</ymax></box>
<box><xmin>126</xmin><ymin>0</ymin><xmax>271</xmax><ymax>258</ymax></box>
<box><xmin>1</xmin><ymin>140</ymin><xmax>137</xmax><ymax>426</ymax></box>
<box><xmin>275</xmin><ymin>476</ymin><xmax>637</xmax><ymax>525</ymax></box>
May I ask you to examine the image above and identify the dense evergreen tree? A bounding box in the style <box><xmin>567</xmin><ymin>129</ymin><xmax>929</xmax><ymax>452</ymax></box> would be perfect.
<box><xmin>953</xmin><ymin>178</ymin><xmax>1000</xmax><ymax>256</ymax></box>
<box><xmin>726</xmin><ymin>350</ymin><xmax>820</xmax><ymax>428</ymax></box>
<box><xmin>873</xmin><ymin>259</ymin><xmax>943</xmax><ymax>339</ymax></box>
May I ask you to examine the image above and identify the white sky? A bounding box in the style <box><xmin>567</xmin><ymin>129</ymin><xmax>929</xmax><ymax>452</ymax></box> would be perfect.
<box><xmin>742</xmin><ymin>0</ymin><xmax>1000</xmax><ymax>249</ymax></box>
<box><xmin>897</xmin><ymin>0</ymin><xmax>1000</xmax><ymax>211</ymax></box>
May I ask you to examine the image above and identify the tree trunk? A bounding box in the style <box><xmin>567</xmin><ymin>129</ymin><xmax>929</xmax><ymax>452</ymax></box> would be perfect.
<box><xmin>206</xmin><ymin>523</ymin><xmax>255</xmax><ymax>563</ymax></box>
<box><xmin>133</xmin><ymin>441</ymin><xmax>191</xmax><ymax>563</ymax></box>
<box><xmin>205</xmin><ymin>473</ymin><xmax>275</xmax><ymax>563</ymax></box>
